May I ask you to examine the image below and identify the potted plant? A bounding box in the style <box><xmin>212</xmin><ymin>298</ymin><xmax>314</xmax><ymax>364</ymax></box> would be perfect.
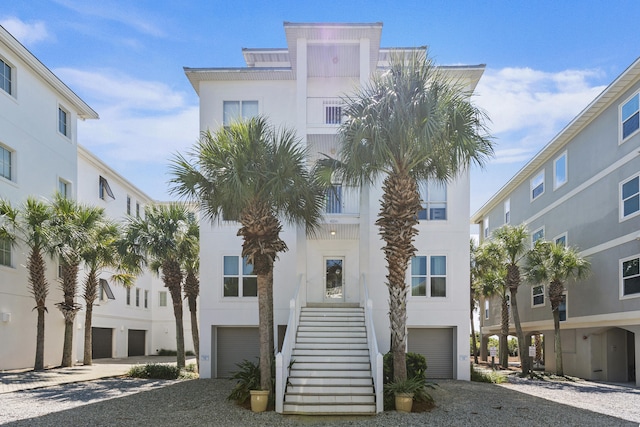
<box><xmin>249</xmin><ymin>389</ymin><xmax>270</xmax><ymax>412</ymax></box>
<box><xmin>383</xmin><ymin>376</ymin><xmax>427</xmax><ymax>413</ymax></box>
<box><xmin>227</xmin><ymin>358</ymin><xmax>275</xmax><ymax>412</ymax></box>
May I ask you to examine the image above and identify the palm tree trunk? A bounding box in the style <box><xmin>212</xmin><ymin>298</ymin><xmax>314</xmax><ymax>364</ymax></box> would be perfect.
<box><xmin>28</xmin><ymin>247</ymin><xmax>48</xmax><ymax>371</ymax></box>
<box><xmin>549</xmin><ymin>280</ymin><xmax>564</xmax><ymax>376</ymax></box>
<box><xmin>187</xmin><ymin>295</ymin><xmax>199</xmax><ymax>371</ymax></box>
<box><xmin>377</xmin><ymin>172</ymin><xmax>420</xmax><ymax>382</ymax></box>
<box><xmin>470</xmin><ymin>306</ymin><xmax>479</xmax><ymax>365</ymax></box>
<box><xmin>500</xmin><ymin>296</ymin><xmax>509</xmax><ymax>368</ymax></box>
<box><xmin>509</xmin><ymin>287</ymin><xmax>528</xmax><ymax>375</ymax></box>
<box><xmin>256</xmin><ymin>265</ymin><xmax>272</xmax><ymax>393</ymax></box>
<box><xmin>83</xmin><ymin>272</ymin><xmax>98</xmax><ymax>366</ymax></box>
<box><xmin>35</xmin><ymin>308</ymin><xmax>46</xmax><ymax>370</ymax></box>
<box><xmin>60</xmin><ymin>263</ymin><xmax>80</xmax><ymax>367</ymax></box>
<box><xmin>169</xmin><ymin>283</ymin><xmax>185</xmax><ymax>369</ymax></box>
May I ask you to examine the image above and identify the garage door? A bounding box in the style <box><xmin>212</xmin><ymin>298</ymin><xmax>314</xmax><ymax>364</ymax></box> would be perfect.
<box><xmin>408</xmin><ymin>328</ymin><xmax>454</xmax><ymax>379</ymax></box>
<box><xmin>92</xmin><ymin>327</ymin><xmax>113</xmax><ymax>359</ymax></box>
<box><xmin>215</xmin><ymin>327</ymin><xmax>259</xmax><ymax>378</ymax></box>
<box><xmin>128</xmin><ymin>329</ymin><xmax>146</xmax><ymax>356</ymax></box>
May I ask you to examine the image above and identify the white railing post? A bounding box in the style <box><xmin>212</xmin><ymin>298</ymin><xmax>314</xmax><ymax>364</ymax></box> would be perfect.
<box><xmin>361</xmin><ymin>274</ymin><xmax>383</xmax><ymax>413</ymax></box>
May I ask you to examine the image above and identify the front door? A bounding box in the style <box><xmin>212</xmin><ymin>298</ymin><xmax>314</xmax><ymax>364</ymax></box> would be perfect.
<box><xmin>324</xmin><ymin>257</ymin><xmax>344</xmax><ymax>301</ymax></box>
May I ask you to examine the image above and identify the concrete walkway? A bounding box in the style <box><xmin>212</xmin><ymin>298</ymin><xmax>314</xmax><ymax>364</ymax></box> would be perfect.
<box><xmin>0</xmin><ymin>356</ymin><xmax>196</xmax><ymax>394</ymax></box>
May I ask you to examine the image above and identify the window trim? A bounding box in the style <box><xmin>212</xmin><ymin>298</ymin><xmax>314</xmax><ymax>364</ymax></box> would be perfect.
<box><xmin>620</xmin><ymin>254</ymin><xmax>640</xmax><ymax>300</ymax></box>
<box><xmin>222</xmin><ymin>255</ymin><xmax>258</xmax><ymax>299</ymax></box>
<box><xmin>531</xmin><ymin>170</ymin><xmax>545</xmax><ymax>201</ymax></box>
<box><xmin>409</xmin><ymin>254</ymin><xmax>448</xmax><ymax>299</ymax></box>
<box><xmin>159</xmin><ymin>290</ymin><xmax>168</xmax><ymax>307</ymax></box>
<box><xmin>554</xmin><ymin>232</ymin><xmax>568</xmax><ymax>247</ymax></box>
<box><xmin>58</xmin><ymin>177</ymin><xmax>71</xmax><ymax>199</ymax></box>
<box><xmin>99</xmin><ymin>176</ymin><xmax>115</xmax><ymax>200</ymax></box>
<box><xmin>484</xmin><ymin>299</ymin><xmax>489</xmax><ymax>320</ymax></box>
<box><xmin>417</xmin><ymin>181</ymin><xmax>447</xmax><ymax>221</ymax></box>
<box><xmin>620</xmin><ymin>92</ymin><xmax>640</xmax><ymax>143</ymax></box>
<box><xmin>223</xmin><ymin>100</ymin><xmax>259</xmax><ymax>126</ymax></box>
<box><xmin>144</xmin><ymin>290</ymin><xmax>149</xmax><ymax>309</ymax></box>
<box><xmin>559</xmin><ymin>291</ymin><xmax>568</xmax><ymax>321</ymax></box>
<box><xmin>504</xmin><ymin>199</ymin><xmax>510</xmax><ymax>224</ymax></box>
<box><xmin>553</xmin><ymin>151</ymin><xmax>568</xmax><ymax>190</ymax></box>
<box><xmin>531</xmin><ymin>226</ymin><xmax>545</xmax><ymax>245</ymax></box>
<box><xmin>126</xmin><ymin>195</ymin><xmax>131</xmax><ymax>215</ymax></box>
<box><xmin>483</xmin><ymin>217</ymin><xmax>489</xmax><ymax>239</ymax></box>
<box><xmin>58</xmin><ymin>105</ymin><xmax>70</xmax><ymax>138</ymax></box>
<box><xmin>0</xmin><ymin>56</ymin><xmax>15</xmax><ymax>98</ymax></box>
<box><xmin>126</xmin><ymin>287</ymin><xmax>131</xmax><ymax>306</ymax></box>
<box><xmin>532</xmin><ymin>284</ymin><xmax>545</xmax><ymax>308</ymax></box>
<box><xmin>0</xmin><ymin>237</ymin><xmax>12</xmax><ymax>268</ymax></box>
<box><xmin>619</xmin><ymin>173</ymin><xmax>640</xmax><ymax>222</ymax></box>
<box><xmin>0</xmin><ymin>143</ymin><xmax>13</xmax><ymax>182</ymax></box>
<box><xmin>99</xmin><ymin>278</ymin><xmax>115</xmax><ymax>301</ymax></box>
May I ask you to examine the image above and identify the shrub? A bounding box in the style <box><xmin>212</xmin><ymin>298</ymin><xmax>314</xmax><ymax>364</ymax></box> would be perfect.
<box><xmin>470</xmin><ymin>365</ymin><xmax>506</xmax><ymax>384</ymax></box>
<box><xmin>382</xmin><ymin>352</ymin><xmax>434</xmax><ymax>411</ymax></box>
<box><xmin>127</xmin><ymin>363</ymin><xmax>181</xmax><ymax>379</ymax></box>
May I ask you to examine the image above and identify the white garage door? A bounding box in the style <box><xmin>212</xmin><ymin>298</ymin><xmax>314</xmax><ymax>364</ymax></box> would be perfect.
<box><xmin>215</xmin><ymin>327</ymin><xmax>260</xmax><ymax>378</ymax></box>
<box><xmin>408</xmin><ymin>328</ymin><xmax>454</xmax><ymax>379</ymax></box>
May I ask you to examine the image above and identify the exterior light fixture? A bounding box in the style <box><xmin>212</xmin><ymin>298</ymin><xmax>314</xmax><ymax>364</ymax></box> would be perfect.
<box><xmin>330</xmin><ymin>230</ymin><xmax>336</xmax><ymax>236</ymax></box>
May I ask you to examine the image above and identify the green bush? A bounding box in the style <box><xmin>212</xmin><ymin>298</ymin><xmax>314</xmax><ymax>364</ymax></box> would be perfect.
<box><xmin>470</xmin><ymin>365</ymin><xmax>506</xmax><ymax>384</ymax></box>
<box><xmin>382</xmin><ymin>352</ymin><xmax>434</xmax><ymax>410</ymax></box>
<box><xmin>155</xmin><ymin>349</ymin><xmax>196</xmax><ymax>356</ymax></box>
<box><xmin>227</xmin><ymin>359</ymin><xmax>261</xmax><ymax>404</ymax></box>
<box><xmin>383</xmin><ymin>352</ymin><xmax>427</xmax><ymax>383</ymax></box>
<box><xmin>127</xmin><ymin>363</ymin><xmax>181</xmax><ymax>379</ymax></box>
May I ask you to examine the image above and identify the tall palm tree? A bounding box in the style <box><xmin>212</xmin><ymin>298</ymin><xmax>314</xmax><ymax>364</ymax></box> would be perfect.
<box><xmin>0</xmin><ymin>197</ymin><xmax>56</xmax><ymax>370</ymax></box>
<box><xmin>525</xmin><ymin>241</ymin><xmax>590</xmax><ymax>376</ymax></box>
<box><xmin>80</xmin><ymin>221</ymin><xmax>136</xmax><ymax>365</ymax></box>
<box><xmin>334</xmin><ymin>50</ymin><xmax>493</xmax><ymax>380</ymax></box>
<box><xmin>124</xmin><ymin>203</ymin><xmax>190</xmax><ymax>368</ymax></box>
<box><xmin>470</xmin><ymin>239</ymin><xmax>480</xmax><ymax>365</ymax></box>
<box><xmin>170</xmin><ymin>116</ymin><xmax>324</xmax><ymax>394</ymax></box>
<box><xmin>180</xmin><ymin>214</ymin><xmax>200</xmax><ymax>371</ymax></box>
<box><xmin>474</xmin><ymin>240</ymin><xmax>510</xmax><ymax>368</ymax></box>
<box><xmin>51</xmin><ymin>194</ymin><xmax>105</xmax><ymax>367</ymax></box>
<box><xmin>492</xmin><ymin>224</ymin><xmax>530</xmax><ymax>374</ymax></box>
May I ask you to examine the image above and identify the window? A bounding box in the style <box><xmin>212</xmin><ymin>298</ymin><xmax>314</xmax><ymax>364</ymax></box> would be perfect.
<box><xmin>483</xmin><ymin>217</ymin><xmax>489</xmax><ymax>238</ymax></box>
<box><xmin>58</xmin><ymin>107</ymin><xmax>69</xmax><ymax>137</ymax></box>
<box><xmin>0</xmin><ymin>145</ymin><xmax>12</xmax><ymax>181</ymax></box>
<box><xmin>621</xmin><ymin>175</ymin><xmax>639</xmax><ymax>220</ymax></box>
<box><xmin>1</xmin><ymin>58</ymin><xmax>12</xmax><ymax>95</ymax></box>
<box><xmin>136</xmin><ymin>202</ymin><xmax>140</xmax><ymax>218</ymax></box>
<box><xmin>223</xmin><ymin>100</ymin><xmax>258</xmax><ymax>126</ymax></box>
<box><xmin>559</xmin><ymin>293</ymin><xmax>567</xmax><ymax>321</ymax></box>
<box><xmin>324</xmin><ymin>100</ymin><xmax>343</xmax><ymax>124</ymax></box>
<box><xmin>621</xmin><ymin>93</ymin><xmax>639</xmax><ymax>140</ymax></box>
<box><xmin>126</xmin><ymin>196</ymin><xmax>131</xmax><ymax>215</ymax></box>
<box><xmin>532</xmin><ymin>285</ymin><xmax>545</xmax><ymax>307</ymax></box>
<box><xmin>99</xmin><ymin>176</ymin><xmax>115</xmax><ymax>200</ymax></box>
<box><xmin>532</xmin><ymin>227</ymin><xmax>544</xmax><ymax>244</ymax></box>
<box><xmin>418</xmin><ymin>181</ymin><xmax>447</xmax><ymax>220</ymax></box>
<box><xmin>621</xmin><ymin>256</ymin><xmax>640</xmax><ymax>297</ymax></box>
<box><xmin>484</xmin><ymin>300</ymin><xmax>489</xmax><ymax>319</ymax></box>
<box><xmin>99</xmin><ymin>278</ymin><xmax>115</xmax><ymax>300</ymax></box>
<box><xmin>325</xmin><ymin>184</ymin><xmax>342</xmax><ymax>214</ymax></box>
<box><xmin>144</xmin><ymin>290</ymin><xmax>149</xmax><ymax>309</ymax></box>
<box><xmin>159</xmin><ymin>291</ymin><xmax>168</xmax><ymax>307</ymax></box>
<box><xmin>554</xmin><ymin>233</ymin><xmax>567</xmax><ymax>247</ymax></box>
<box><xmin>504</xmin><ymin>199</ymin><xmax>510</xmax><ymax>224</ymax></box>
<box><xmin>410</xmin><ymin>255</ymin><xmax>447</xmax><ymax>297</ymax></box>
<box><xmin>135</xmin><ymin>288</ymin><xmax>140</xmax><ymax>307</ymax></box>
<box><xmin>223</xmin><ymin>256</ymin><xmax>257</xmax><ymax>297</ymax></box>
<box><xmin>126</xmin><ymin>287</ymin><xmax>131</xmax><ymax>305</ymax></box>
<box><xmin>554</xmin><ymin>152</ymin><xmax>567</xmax><ymax>189</ymax></box>
<box><xmin>531</xmin><ymin>170</ymin><xmax>544</xmax><ymax>200</ymax></box>
<box><xmin>58</xmin><ymin>179</ymin><xmax>69</xmax><ymax>199</ymax></box>
<box><xmin>0</xmin><ymin>237</ymin><xmax>11</xmax><ymax>267</ymax></box>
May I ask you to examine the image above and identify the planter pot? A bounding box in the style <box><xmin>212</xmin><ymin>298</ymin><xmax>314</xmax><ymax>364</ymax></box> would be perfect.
<box><xmin>395</xmin><ymin>392</ymin><xmax>414</xmax><ymax>413</ymax></box>
<box><xmin>250</xmin><ymin>390</ymin><xmax>269</xmax><ymax>412</ymax></box>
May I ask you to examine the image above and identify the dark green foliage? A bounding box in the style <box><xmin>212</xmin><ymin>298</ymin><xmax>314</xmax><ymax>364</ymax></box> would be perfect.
<box><xmin>470</xmin><ymin>365</ymin><xmax>506</xmax><ymax>384</ymax></box>
<box><xmin>127</xmin><ymin>363</ymin><xmax>181</xmax><ymax>379</ymax></box>
<box><xmin>382</xmin><ymin>352</ymin><xmax>434</xmax><ymax>410</ymax></box>
<box><xmin>383</xmin><ymin>351</ymin><xmax>427</xmax><ymax>383</ymax></box>
<box><xmin>227</xmin><ymin>359</ymin><xmax>262</xmax><ymax>404</ymax></box>
<box><xmin>156</xmin><ymin>349</ymin><xmax>195</xmax><ymax>356</ymax></box>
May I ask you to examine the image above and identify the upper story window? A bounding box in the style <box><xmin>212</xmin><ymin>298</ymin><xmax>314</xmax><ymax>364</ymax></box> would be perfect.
<box><xmin>324</xmin><ymin>99</ymin><xmax>343</xmax><ymax>124</ymax></box>
<box><xmin>410</xmin><ymin>255</ymin><xmax>447</xmax><ymax>297</ymax></box>
<box><xmin>223</xmin><ymin>100</ymin><xmax>258</xmax><ymax>126</ymax></box>
<box><xmin>504</xmin><ymin>199</ymin><xmax>510</xmax><ymax>224</ymax></box>
<box><xmin>159</xmin><ymin>291</ymin><xmax>168</xmax><ymax>307</ymax></box>
<box><xmin>126</xmin><ymin>196</ymin><xmax>131</xmax><ymax>215</ymax></box>
<box><xmin>621</xmin><ymin>256</ymin><xmax>640</xmax><ymax>298</ymax></box>
<box><xmin>483</xmin><ymin>217</ymin><xmax>489</xmax><ymax>238</ymax></box>
<box><xmin>136</xmin><ymin>202</ymin><xmax>141</xmax><ymax>218</ymax></box>
<box><xmin>621</xmin><ymin>93</ymin><xmax>639</xmax><ymax>141</ymax></box>
<box><xmin>58</xmin><ymin>179</ymin><xmax>69</xmax><ymax>199</ymax></box>
<box><xmin>99</xmin><ymin>176</ymin><xmax>115</xmax><ymax>200</ymax></box>
<box><xmin>554</xmin><ymin>152</ymin><xmax>567</xmax><ymax>189</ymax></box>
<box><xmin>532</xmin><ymin>226</ymin><xmax>544</xmax><ymax>244</ymax></box>
<box><xmin>0</xmin><ymin>237</ymin><xmax>12</xmax><ymax>267</ymax></box>
<box><xmin>0</xmin><ymin>145</ymin><xmax>12</xmax><ymax>181</ymax></box>
<box><xmin>144</xmin><ymin>290</ymin><xmax>149</xmax><ymax>309</ymax></box>
<box><xmin>621</xmin><ymin>174</ymin><xmax>639</xmax><ymax>221</ymax></box>
<box><xmin>559</xmin><ymin>293</ymin><xmax>567</xmax><ymax>321</ymax></box>
<box><xmin>484</xmin><ymin>300</ymin><xmax>489</xmax><ymax>319</ymax></box>
<box><xmin>531</xmin><ymin>170</ymin><xmax>544</xmax><ymax>201</ymax></box>
<box><xmin>223</xmin><ymin>255</ymin><xmax>257</xmax><ymax>297</ymax></box>
<box><xmin>126</xmin><ymin>287</ymin><xmax>131</xmax><ymax>305</ymax></box>
<box><xmin>418</xmin><ymin>181</ymin><xmax>446</xmax><ymax>220</ymax></box>
<box><xmin>532</xmin><ymin>285</ymin><xmax>545</xmax><ymax>307</ymax></box>
<box><xmin>325</xmin><ymin>184</ymin><xmax>342</xmax><ymax>214</ymax></box>
<box><xmin>99</xmin><ymin>278</ymin><xmax>115</xmax><ymax>301</ymax></box>
<box><xmin>58</xmin><ymin>106</ymin><xmax>70</xmax><ymax>137</ymax></box>
<box><xmin>1</xmin><ymin>58</ymin><xmax>13</xmax><ymax>96</ymax></box>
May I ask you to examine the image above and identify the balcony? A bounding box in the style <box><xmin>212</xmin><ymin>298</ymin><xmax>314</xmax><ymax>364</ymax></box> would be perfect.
<box><xmin>307</xmin><ymin>97</ymin><xmax>345</xmax><ymax>129</ymax></box>
<box><xmin>323</xmin><ymin>185</ymin><xmax>359</xmax><ymax>225</ymax></box>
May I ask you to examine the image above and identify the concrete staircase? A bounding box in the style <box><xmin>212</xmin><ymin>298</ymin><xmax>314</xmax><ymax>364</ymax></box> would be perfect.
<box><xmin>283</xmin><ymin>304</ymin><xmax>376</xmax><ymax>415</ymax></box>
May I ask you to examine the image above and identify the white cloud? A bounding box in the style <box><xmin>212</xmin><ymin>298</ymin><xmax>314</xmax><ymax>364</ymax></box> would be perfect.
<box><xmin>0</xmin><ymin>17</ymin><xmax>49</xmax><ymax>45</ymax></box>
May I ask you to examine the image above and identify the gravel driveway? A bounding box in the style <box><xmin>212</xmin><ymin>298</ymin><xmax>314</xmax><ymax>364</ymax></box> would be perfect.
<box><xmin>1</xmin><ymin>377</ymin><xmax>638</xmax><ymax>426</ymax></box>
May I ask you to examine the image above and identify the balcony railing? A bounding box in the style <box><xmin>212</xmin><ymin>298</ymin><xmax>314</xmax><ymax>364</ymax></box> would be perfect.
<box><xmin>324</xmin><ymin>185</ymin><xmax>359</xmax><ymax>215</ymax></box>
<box><xmin>307</xmin><ymin>97</ymin><xmax>345</xmax><ymax>127</ymax></box>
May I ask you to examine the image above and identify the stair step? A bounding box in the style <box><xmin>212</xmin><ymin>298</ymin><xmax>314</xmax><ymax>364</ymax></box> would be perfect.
<box><xmin>292</xmin><ymin>362</ymin><xmax>371</xmax><ymax>370</ymax></box>
<box><xmin>290</xmin><ymin>369</ymin><xmax>371</xmax><ymax>378</ymax></box>
<box><xmin>294</xmin><ymin>342</ymin><xmax>368</xmax><ymax>350</ymax></box>
<box><xmin>298</xmin><ymin>325</ymin><xmax>365</xmax><ymax>331</ymax></box>
<box><xmin>297</xmin><ymin>332</ymin><xmax>367</xmax><ymax>339</ymax></box>
<box><xmin>288</xmin><ymin>376</ymin><xmax>373</xmax><ymax>386</ymax></box>
<box><xmin>296</xmin><ymin>336</ymin><xmax>366</xmax><ymax>343</ymax></box>
<box><xmin>292</xmin><ymin>348</ymin><xmax>369</xmax><ymax>356</ymax></box>
<box><xmin>287</xmin><ymin>384</ymin><xmax>374</xmax><ymax>394</ymax></box>
<box><xmin>305</xmin><ymin>303</ymin><xmax>360</xmax><ymax>308</ymax></box>
<box><xmin>285</xmin><ymin>393</ymin><xmax>376</xmax><ymax>404</ymax></box>
<box><xmin>291</xmin><ymin>355</ymin><xmax>370</xmax><ymax>363</ymax></box>
<box><xmin>283</xmin><ymin>402</ymin><xmax>376</xmax><ymax>414</ymax></box>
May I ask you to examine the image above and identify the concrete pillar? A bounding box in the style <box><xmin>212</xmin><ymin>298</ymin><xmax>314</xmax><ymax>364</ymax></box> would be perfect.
<box><xmin>480</xmin><ymin>334</ymin><xmax>488</xmax><ymax>362</ymax></box>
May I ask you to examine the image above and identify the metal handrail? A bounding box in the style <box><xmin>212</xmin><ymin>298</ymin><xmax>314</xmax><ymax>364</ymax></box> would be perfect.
<box><xmin>275</xmin><ymin>273</ymin><xmax>305</xmax><ymax>413</ymax></box>
<box><xmin>361</xmin><ymin>274</ymin><xmax>383</xmax><ymax>413</ymax></box>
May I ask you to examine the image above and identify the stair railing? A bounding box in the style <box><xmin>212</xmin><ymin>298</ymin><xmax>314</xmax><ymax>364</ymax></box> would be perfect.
<box><xmin>275</xmin><ymin>273</ymin><xmax>305</xmax><ymax>413</ymax></box>
<box><xmin>361</xmin><ymin>274</ymin><xmax>383</xmax><ymax>413</ymax></box>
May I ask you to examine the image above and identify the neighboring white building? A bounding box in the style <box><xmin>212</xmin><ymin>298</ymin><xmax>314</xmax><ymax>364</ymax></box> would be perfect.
<box><xmin>185</xmin><ymin>23</ymin><xmax>482</xmax><ymax>405</ymax></box>
<box><xmin>0</xmin><ymin>25</ymin><xmax>194</xmax><ymax>370</ymax></box>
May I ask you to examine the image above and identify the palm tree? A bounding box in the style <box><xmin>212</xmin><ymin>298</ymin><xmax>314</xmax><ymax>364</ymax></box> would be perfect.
<box><xmin>50</xmin><ymin>194</ymin><xmax>105</xmax><ymax>367</ymax></box>
<box><xmin>80</xmin><ymin>221</ymin><xmax>136</xmax><ymax>365</ymax></box>
<box><xmin>170</xmin><ymin>116</ymin><xmax>323</xmax><ymax>394</ymax></box>
<box><xmin>124</xmin><ymin>203</ymin><xmax>190</xmax><ymax>368</ymax></box>
<box><xmin>491</xmin><ymin>224</ymin><xmax>530</xmax><ymax>374</ymax></box>
<box><xmin>180</xmin><ymin>214</ymin><xmax>200</xmax><ymax>371</ymax></box>
<box><xmin>525</xmin><ymin>241</ymin><xmax>590</xmax><ymax>376</ymax></box>
<box><xmin>334</xmin><ymin>50</ymin><xmax>493</xmax><ymax>380</ymax></box>
<box><xmin>0</xmin><ymin>197</ymin><xmax>56</xmax><ymax>370</ymax></box>
<box><xmin>474</xmin><ymin>240</ymin><xmax>510</xmax><ymax>368</ymax></box>
<box><xmin>469</xmin><ymin>239</ymin><xmax>480</xmax><ymax>365</ymax></box>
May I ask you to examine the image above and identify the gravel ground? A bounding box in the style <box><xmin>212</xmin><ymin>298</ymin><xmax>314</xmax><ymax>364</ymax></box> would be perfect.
<box><xmin>1</xmin><ymin>377</ymin><xmax>638</xmax><ymax>427</ymax></box>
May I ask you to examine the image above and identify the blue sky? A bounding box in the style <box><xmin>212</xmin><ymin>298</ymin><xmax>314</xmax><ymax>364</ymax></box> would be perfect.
<box><xmin>2</xmin><ymin>1</ymin><xmax>639</xmax><ymax>217</ymax></box>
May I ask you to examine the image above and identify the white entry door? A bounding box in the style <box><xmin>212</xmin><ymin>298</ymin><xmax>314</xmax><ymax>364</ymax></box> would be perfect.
<box><xmin>324</xmin><ymin>257</ymin><xmax>344</xmax><ymax>301</ymax></box>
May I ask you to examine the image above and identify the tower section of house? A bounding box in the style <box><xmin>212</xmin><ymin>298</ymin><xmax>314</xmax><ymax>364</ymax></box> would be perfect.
<box><xmin>186</xmin><ymin>21</ymin><xmax>484</xmax><ymax>389</ymax></box>
<box><xmin>472</xmin><ymin>58</ymin><xmax>640</xmax><ymax>386</ymax></box>
<box><xmin>0</xmin><ymin>25</ymin><xmax>98</xmax><ymax>370</ymax></box>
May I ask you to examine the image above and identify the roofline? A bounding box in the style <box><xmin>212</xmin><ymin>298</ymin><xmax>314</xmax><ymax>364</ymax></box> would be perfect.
<box><xmin>283</xmin><ymin>22</ymin><xmax>383</xmax><ymax>28</ymax></box>
<box><xmin>471</xmin><ymin>56</ymin><xmax>640</xmax><ymax>223</ymax></box>
<box><xmin>0</xmin><ymin>25</ymin><xmax>98</xmax><ymax>120</ymax></box>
